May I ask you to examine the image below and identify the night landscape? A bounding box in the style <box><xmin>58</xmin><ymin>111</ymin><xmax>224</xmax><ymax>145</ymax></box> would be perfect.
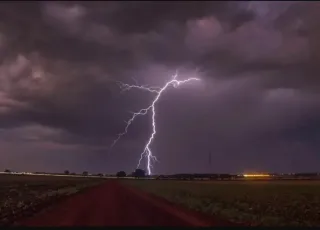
<box><xmin>0</xmin><ymin>1</ymin><xmax>320</xmax><ymax>227</ymax></box>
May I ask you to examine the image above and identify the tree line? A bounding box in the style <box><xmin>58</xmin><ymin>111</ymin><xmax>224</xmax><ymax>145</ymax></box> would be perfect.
<box><xmin>62</xmin><ymin>169</ymin><xmax>147</xmax><ymax>178</ymax></box>
<box><xmin>4</xmin><ymin>168</ymin><xmax>320</xmax><ymax>180</ymax></box>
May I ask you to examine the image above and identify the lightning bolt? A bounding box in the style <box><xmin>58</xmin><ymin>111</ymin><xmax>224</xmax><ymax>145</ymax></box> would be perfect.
<box><xmin>111</xmin><ymin>73</ymin><xmax>200</xmax><ymax>175</ymax></box>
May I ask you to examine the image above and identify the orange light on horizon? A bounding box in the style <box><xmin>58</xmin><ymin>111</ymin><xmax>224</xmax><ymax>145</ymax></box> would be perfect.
<box><xmin>243</xmin><ymin>174</ymin><xmax>270</xmax><ymax>177</ymax></box>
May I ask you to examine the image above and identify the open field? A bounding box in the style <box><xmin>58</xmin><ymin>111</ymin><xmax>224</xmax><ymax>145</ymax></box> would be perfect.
<box><xmin>122</xmin><ymin>180</ymin><xmax>320</xmax><ymax>226</ymax></box>
<box><xmin>4</xmin><ymin>174</ymin><xmax>320</xmax><ymax>226</ymax></box>
<box><xmin>0</xmin><ymin>174</ymin><xmax>105</xmax><ymax>226</ymax></box>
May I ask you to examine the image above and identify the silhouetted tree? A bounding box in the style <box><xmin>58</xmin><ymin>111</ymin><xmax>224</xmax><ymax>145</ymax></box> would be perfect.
<box><xmin>133</xmin><ymin>169</ymin><xmax>146</xmax><ymax>178</ymax></box>
<box><xmin>4</xmin><ymin>169</ymin><xmax>11</xmax><ymax>173</ymax></box>
<box><xmin>64</xmin><ymin>170</ymin><xmax>70</xmax><ymax>175</ymax></box>
<box><xmin>116</xmin><ymin>171</ymin><xmax>126</xmax><ymax>177</ymax></box>
<box><xmin>82</xmin><ymin>171</ymin><xmax>88</xmax><ymax>176</ymax></box>
<box><xmin>97</xmin><ymin>173</ymin><xmax>103</xmax><ymax>177</ymax></box>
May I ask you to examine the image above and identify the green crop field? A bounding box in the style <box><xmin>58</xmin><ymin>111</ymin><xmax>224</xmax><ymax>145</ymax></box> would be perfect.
<box><xmin>122</xmin><ymin>180</ymin><xmax>320</xmax><ymax>226</ymax></box>
<box><xmin>0</xmin><ymin>174</ymin><xmax>104</xmax><ymax>226</ymax></box>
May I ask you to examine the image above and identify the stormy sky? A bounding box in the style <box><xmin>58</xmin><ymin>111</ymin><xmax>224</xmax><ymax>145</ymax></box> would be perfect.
<box><xmin>0</xmin><ymin>1</ymin><xmax>319</xmax><ymax>174</ymax></box>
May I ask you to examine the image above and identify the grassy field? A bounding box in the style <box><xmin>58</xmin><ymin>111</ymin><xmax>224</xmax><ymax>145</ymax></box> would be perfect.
<box><xmin>122</xmin><ymin>180</ymin><xmax>320</xmax><ymax>226</ymax></box>
<box><xmin>0</xmin><ymin>174</ymin><xmax>105</xmax><ymax>226</ymax></box>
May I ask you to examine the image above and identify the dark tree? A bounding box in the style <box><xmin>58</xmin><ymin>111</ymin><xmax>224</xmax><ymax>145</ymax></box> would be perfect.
<box><xmin>82</xmin><ymin>171</ymin><xmax>89</xmax><ymax>176</ymax></box>
<box><xmin>133</xmin><ymin>169</ymin><xmax>146</xmax><ymax>178</ymax></box>
<box><xmin>64</xmin><ymin>170</ymin><xmax>70</xmax><ymax>175</ymax></box>
<box><xmin>97</xmin><ymin>173</ymin><xmax>103</xmax><ymax>177</ymax></box>
<box><xmin>4</xmin><ymin>169</ymin><xmax>11</xmax><ymax>173</ymax></box>
<box><xmin>116</xmin><ymin>171</ymin><xmax>126</xmax><ymax>177</ymax></box>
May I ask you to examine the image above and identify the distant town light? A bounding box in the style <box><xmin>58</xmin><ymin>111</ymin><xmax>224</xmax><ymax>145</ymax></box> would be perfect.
<box><xmin>243</xmin><ymin>174</ymin><xmax>270</xmax><ymax>177</ymax></box>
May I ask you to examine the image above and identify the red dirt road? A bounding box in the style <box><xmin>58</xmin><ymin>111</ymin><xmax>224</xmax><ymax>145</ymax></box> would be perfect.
<box><xmin>17</xmin><ymin>181</ymin><xmax>236</xmax><ymax>227</ymax></box>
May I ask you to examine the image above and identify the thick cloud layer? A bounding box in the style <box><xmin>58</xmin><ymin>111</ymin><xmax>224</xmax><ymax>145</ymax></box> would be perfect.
<box><xmin>0</xmin><ymin>1</ymin><xmax>319</xmax><ymax>174</ymax></box>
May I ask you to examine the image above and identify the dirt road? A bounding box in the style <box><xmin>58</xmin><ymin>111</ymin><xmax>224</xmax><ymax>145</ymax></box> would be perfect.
<box><xmin>17</xmin><ymin>180</ymin><xmax>235</xmax><ymax>226</ymax></box>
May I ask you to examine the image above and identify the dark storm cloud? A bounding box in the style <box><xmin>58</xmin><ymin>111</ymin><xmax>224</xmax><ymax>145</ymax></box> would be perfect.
<box><xmin>0</xmin><ymin>1</ymin><xmax>319</xmax><ymax>173</ymax></box>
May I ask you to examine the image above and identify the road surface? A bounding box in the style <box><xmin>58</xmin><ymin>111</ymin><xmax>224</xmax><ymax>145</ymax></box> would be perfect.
<box><xmin>17</xmin><ymin>181</ymin><xmax>236</xmax><ymax>226</ymax></box>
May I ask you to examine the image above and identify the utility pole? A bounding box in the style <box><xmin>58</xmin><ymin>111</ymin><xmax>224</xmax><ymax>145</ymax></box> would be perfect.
<box><xmin>208</xmin><ymin>151</ymin><xmax>212</xmax><ymax>174</ymax></box>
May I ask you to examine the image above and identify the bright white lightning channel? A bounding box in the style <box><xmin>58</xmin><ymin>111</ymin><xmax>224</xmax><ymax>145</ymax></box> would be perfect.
<box><xmin>111</xmin><ymin>73</ymin><xmax>200</xmax><ymax>175</ymax></box>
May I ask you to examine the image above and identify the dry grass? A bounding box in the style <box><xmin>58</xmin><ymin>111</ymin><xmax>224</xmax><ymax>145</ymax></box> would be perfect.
<box><xmin>0</xmin><ymin>174</ymin><xmax>104</xmax><ymax>225</ymax></box>
<box><xmin>123</xmin><ymin>180</ymin><xmax>320</xmax><ymax>226</ymax></box>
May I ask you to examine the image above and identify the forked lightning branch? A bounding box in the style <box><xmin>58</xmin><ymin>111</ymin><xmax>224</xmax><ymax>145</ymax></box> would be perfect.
<box><xmin>111</xmin><ymin>73</ymin><xmax>200</xmax><ymax>175</ymax></box>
